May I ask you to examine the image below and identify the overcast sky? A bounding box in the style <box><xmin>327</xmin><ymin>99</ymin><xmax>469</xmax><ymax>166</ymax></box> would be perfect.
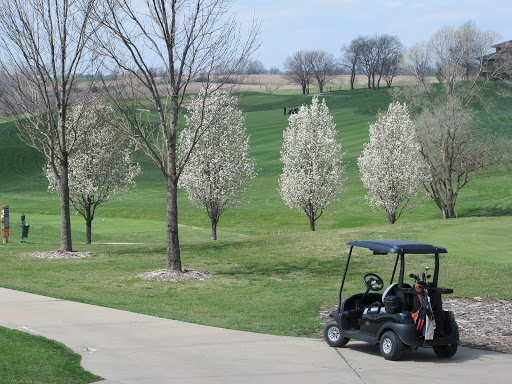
<box><xmin>231</xmin><ymin>0</ymin><xmax>512</xmax><ymax>69</ymax></box>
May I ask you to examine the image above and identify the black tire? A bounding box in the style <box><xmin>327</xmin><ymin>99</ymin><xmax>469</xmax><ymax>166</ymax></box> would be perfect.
<box><xmin>324</xmin><ymin>320</ymin><xmax>349</xmax><ymax>347</ymax></box>
<box><xmin>379</xmin><ymin>331</ymin><xmax>405</xmax><ymax>360</ymax></box>
<box><xmin>433</xmin><ymin>343</ymin><xmax>458</xmax><ymax>358</ymax></box>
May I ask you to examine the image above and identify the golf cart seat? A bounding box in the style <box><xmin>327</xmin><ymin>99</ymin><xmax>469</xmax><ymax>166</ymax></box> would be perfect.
<box><xmin>363</xmin><ymin>283</ymin><xmax>397</xmax><ymax>314</ymax></box>
<box><xmin>363</xmin><ymin>283</ymin><xmax>412</xmax><ymax>315</ymax></box>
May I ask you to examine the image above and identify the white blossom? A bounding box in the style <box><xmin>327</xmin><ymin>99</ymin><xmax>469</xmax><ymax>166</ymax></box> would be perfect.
<box><xmin>178</xmin><ymin>90</ymin><xmax>256</xmax><ymax>240</ymax></box>
<box><xmin>358</xmin><ymin>102</ymin><xmax>429</xmax><ymax>224</ymax></box>
<box><xmin>279</xmin><ymin>96</ymin><xmax>345</xmax><ymax>231</ymax></box>
<box><xmin>45</xmin><ymin>102</ymin><xmax>141</xmax><ymax>243</ymax></box>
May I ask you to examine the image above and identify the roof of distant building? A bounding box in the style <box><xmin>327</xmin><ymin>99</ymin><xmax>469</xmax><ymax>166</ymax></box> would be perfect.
<box><xmin>492</xmin><ymin>40</ymin><xmax>512</xmax><ymax>49</ymax></box>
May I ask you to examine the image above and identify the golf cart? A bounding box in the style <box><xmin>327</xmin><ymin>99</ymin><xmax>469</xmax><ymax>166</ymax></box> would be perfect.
<box><xmin>324</xmin><ymin>240</ymin><xmax>459</xmax><ymax>360</ymax></box>
<box><xmin>288</xmin><ymin>105</ymin><xmax>299</xmax><ymax>114</ymax></box>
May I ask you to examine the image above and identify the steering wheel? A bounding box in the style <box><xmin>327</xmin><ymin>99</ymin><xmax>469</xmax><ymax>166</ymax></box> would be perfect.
<box><xmin>363</xmin><ymin>273</ymin><xmax>384</xmax><ymax>292</ymax></box>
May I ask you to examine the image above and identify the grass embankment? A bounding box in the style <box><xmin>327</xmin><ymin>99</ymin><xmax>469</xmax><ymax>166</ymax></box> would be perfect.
<box><xmin>0</xmin><ymin>85</ymin><xmax>511</xmax><ymax>339</ymax></box>
<box><xmin>0</xmin><ymin>326</ymin><xmax>101</xmax><ymax>384</ymax></box>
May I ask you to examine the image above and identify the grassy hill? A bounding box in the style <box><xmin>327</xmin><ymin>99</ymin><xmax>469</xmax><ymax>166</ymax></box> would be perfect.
<box><xmin>0</xmin><ymin>85</ymin><xmax>511</xmax><ymax>336</ymax></box>
<box><xmin>2</xmin><ymin>87</ymin><xmax>511</xmax><ymax>238</ymax></box>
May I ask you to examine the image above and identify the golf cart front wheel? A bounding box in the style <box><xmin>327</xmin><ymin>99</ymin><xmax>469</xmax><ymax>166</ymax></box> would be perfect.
<box><xmin>433</xmin><ymin>343</ymin><xmax>458</xmax><ymax>358</ymax></box>
<box><xmin>324</xmin><ymin>320</ymin><xmax>349</xmax><ymax>347</ymax></box>
<box><xmin>380</xmin><ymin>331</ymin><xmax>405</xmax><ymax>360</ymax></box>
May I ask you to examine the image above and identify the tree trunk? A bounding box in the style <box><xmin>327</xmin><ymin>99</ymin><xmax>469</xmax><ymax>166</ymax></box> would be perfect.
<box><xmin>350</xmin><ymin>65</ymin><xmax>356</xmax><ymax>90</ymax></box>
<box><xmin>84</xmin><ymin>202</ymin><xmax>93</xmax><ymax>245</ymax></box>
<box><xmin>59</xmin><ymin>154</ymin><xmax>73</xmax><ymax>251</ymax></box>
<box><xmin>445</xmin><ymin>204</ymin><xmax>456</xmax><ymax>218</ymax></box>
<box><xmin>211</xmin><ymin>219</ymin><xmax>217</xmax><ymax>241</ymax></box>
<box><xmin>85</xmin><ymin>218</ymin><xmax>92</xmax><ymax>244</ymax></box>
<box><xmin>164</xmin><ymin>96</ymin><xmax>183</xmax><ymax>272</ymax></box>
<box><xmin>444</xmin><ymin>191</ymin><xmax>457</xmax><ymax>218</ymax></box>
<box><xmin>388</xmin><ymin>213</ymin><xmax>396</xmax><ymax>224</ymax></box>
<box><xmin>166</xmin><ymin>169</ymin><xmax>182</xmax><ymax>272</ymax></box>
<box><xmin>309</xmin><ymin>216</ymin><xmax>315</xmax><ymax>231</ymax></box>
<box><xmin>429</xmin><ymin>186</ymin><xmax>457</xmax><ymax>219</ymax></box>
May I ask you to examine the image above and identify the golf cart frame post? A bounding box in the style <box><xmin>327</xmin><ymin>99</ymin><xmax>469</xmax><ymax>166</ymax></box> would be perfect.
<box><xmin>326</xmin><ymin>240</ymin><xmax>459</xmax><ymax>360</ymax></box>
<box><xmin>340</xmin><ymin>242</ymin><xmax>443</xmax><ymax>304</ymax></box>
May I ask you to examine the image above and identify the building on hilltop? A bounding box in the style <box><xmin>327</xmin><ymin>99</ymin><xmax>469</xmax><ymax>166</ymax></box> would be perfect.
<box><xmin>481</xmin><ymin>40</ymin><xmax>512</xmax><ymax>80</ymax></box>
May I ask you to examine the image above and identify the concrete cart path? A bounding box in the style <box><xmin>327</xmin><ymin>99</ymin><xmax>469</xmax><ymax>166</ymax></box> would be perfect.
<box><xmin>0</xmin><ymin>288</ymin><xmax>354</xmax><ymax>384</ymax></box>
<box><xmin>1</xmin><ymin>288</ymin><xmax>511</xmax><ymax>384</ymax></box>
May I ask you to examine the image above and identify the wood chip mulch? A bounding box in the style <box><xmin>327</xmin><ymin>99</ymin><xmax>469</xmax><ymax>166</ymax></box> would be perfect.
<box><xmin>29</xmin><ymin>250</ymin><xmax>93</xmax><ymax>259</ymax></box>
<box><xmin>443</xmin><ymin>297</ymin><xmax>512</xmax><ymax>354</ymax></box>
<box><xmin>137</xmin><ymin>269</ymin><xmax>214</xmax><ymax>282</ymax></box>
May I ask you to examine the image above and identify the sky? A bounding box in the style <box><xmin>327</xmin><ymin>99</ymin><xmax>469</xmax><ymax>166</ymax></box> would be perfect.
<box><xmin>231</xmin><ymin>0</ymin><xmax>512</xmax><ymax>69</ymax></box>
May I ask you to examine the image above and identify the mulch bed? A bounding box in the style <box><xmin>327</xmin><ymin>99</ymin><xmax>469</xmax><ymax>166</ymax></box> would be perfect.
<box><xmin>30</xmin><ymin>250</ymin><xmax>93</xmax><ymax>259</ymax></box>
<box><xmin>137</xmin><ymin>269</ymin><xmax>214</xmax><ymax>282</ymax></box>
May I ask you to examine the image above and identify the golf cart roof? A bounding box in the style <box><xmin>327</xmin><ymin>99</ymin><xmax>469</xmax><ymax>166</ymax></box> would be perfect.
<box><xmin>346</xmin><ymin>240</ymin><xmax>447</xmax><ymax>254</ymax></box>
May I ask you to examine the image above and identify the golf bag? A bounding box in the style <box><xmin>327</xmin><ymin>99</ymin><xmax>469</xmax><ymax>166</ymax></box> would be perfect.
<box><xmin>411</xmin><ymin>283</ymin><xmax>436</xmax><ymax>340</ymax></box>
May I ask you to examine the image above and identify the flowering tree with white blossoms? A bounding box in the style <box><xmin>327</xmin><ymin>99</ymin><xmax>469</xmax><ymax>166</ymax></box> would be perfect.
<box><xmin>279</xmin><ymin>96</ymin><xmax>345</xmax><ymax>231</ymax></box>
<box><xmin>358</xmin><ymin>102</ymin><xmax>429</xmax><ymax>224</ymax></box>
<box><xmin>45</xmin><ymin>103</ymin><xmax>141</xmax><ymax>244</ymax></box>
<box><xmin>178</xmin><ymin>91</ymin><xmax>256</xmax><ymax>241</ymax></box>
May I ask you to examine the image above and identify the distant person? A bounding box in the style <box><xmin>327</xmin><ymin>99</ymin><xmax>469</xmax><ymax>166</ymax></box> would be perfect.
<box><xmin>284</xmin><ymin>107</ymin><xmax>286</xmax><ymax>115</ymax></box>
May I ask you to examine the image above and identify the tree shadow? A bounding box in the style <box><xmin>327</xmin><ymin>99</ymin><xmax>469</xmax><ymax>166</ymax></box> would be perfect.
<box><xmin>457</xmin><ymin>208</ymin><xmax>512</xmax><ymax>218</ymax></box>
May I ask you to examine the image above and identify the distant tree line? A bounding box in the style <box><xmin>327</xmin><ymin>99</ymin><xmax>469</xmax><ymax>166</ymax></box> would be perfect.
<box><xmin>281</xmin><ymin>35</ymin><xmax>405</xmax><ymax>94</ymax></box>
<box><xmin>342</xmin><ymin>34</ymin><xmax>405</xmax><ymax>90</ymax></box>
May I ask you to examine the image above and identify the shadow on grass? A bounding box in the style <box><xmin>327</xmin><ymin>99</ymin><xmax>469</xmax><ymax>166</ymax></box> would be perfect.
<box><xmin>457</xmin><ymin>208</ymin><xmax>512</xmax><ymax>218</ymax></box>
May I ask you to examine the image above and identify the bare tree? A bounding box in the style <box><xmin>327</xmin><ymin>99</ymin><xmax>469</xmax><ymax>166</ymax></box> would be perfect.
<box><xmin>94</xmin><ymin>0</ymin><xmax>260</xmax><ymax>271</ymax></box>
<box><xmin>283</xmin><ymin>50</ymin><xmax>313</xmax><ymax>94</ymax></box>
<box><xmin>405</xmin><ymin>42</ymin><xmax>431</xmax><ymax>84</ymax></box>
<box><xmin>357</xmin><ymin>36</ymin><xmax>380</xmax><ymax>90</ymax></box>
<box><xmin>307</xmin><ymin>50</ymin><xmax>336</xmax><ymax>93</ymax></box>
<box><xmin>398</xmin><ymin>22</ymin><xmax>506</xmax><ymax>219</ymax></box>
<box><xmin>342</xmin><ymin>37</ymin><xmax>364</xmax><ymax>90</ymax></box>
<box><xmin>415</xmin><ymin>99</ymin><xmax>503</xmax><ymax>219</ymax></box>
<box><xmin>356</xmin><ymin>34</ymin><xmax>404</xmax><ymax>90</ymax></box>
<box><xmin>0</xmin><ymin>0</ymin><xmax>97</xmax><ymax>251</ymax></box>
<box><xmin>246</xmin><ymin>59</ymin><xmax>266</xmax><ymax>74</ymax></box>
<box><xmin>258</xmin><ymin>77</ymin><xmax>282</xmax><ymax>94</ymax></box>
<box><xmin>376</xmin><ymin>34</ymin><xmax>404</xmax><ymax>88</ymax></box>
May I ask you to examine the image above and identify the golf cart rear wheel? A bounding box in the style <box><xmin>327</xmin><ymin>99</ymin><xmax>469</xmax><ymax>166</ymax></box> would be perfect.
<box><xmin>324</xmin><ymin>320</ymin><xmax>349</xmax><ymax>347</ymax></box>
<box><xmin>433</xmin><ymin>344</ymin><xmax>458</xmax><ymax>358</ymax></box>
<box><xmin>380</xmin><ymin>331</ymin><xmax>405</xmax><ymax>360</ymax></box>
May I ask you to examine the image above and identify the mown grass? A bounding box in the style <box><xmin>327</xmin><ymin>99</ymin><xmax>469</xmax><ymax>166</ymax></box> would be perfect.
<box><xmin>0</xmin><ymin>84</ymin><xmax>511</xmax><ymax>341</ymax></box>
<box><xmin>0</xmin><ymin>326</ymin><xmax>101</xmax><ymax>384</ymax></box>
<box><xmin>1</xmin><ymin>216</ymin><xmax>511</xmax><ymax>338</ymax></box>
<box><xmin>2</xmin><ymin>86</ymin><xmax>510</xmax><ymax>235</ymax></box>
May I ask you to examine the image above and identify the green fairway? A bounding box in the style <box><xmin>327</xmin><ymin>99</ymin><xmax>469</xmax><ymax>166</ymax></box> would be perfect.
<box><xmin>0</xmin><ymin>85</ymin><xmax>511</xmax><ymax>338</ymax></box>
<box><xmin>0</xmin><ymin>326</ymin><xmax>101</xmax><ymax>384</ymax></box>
